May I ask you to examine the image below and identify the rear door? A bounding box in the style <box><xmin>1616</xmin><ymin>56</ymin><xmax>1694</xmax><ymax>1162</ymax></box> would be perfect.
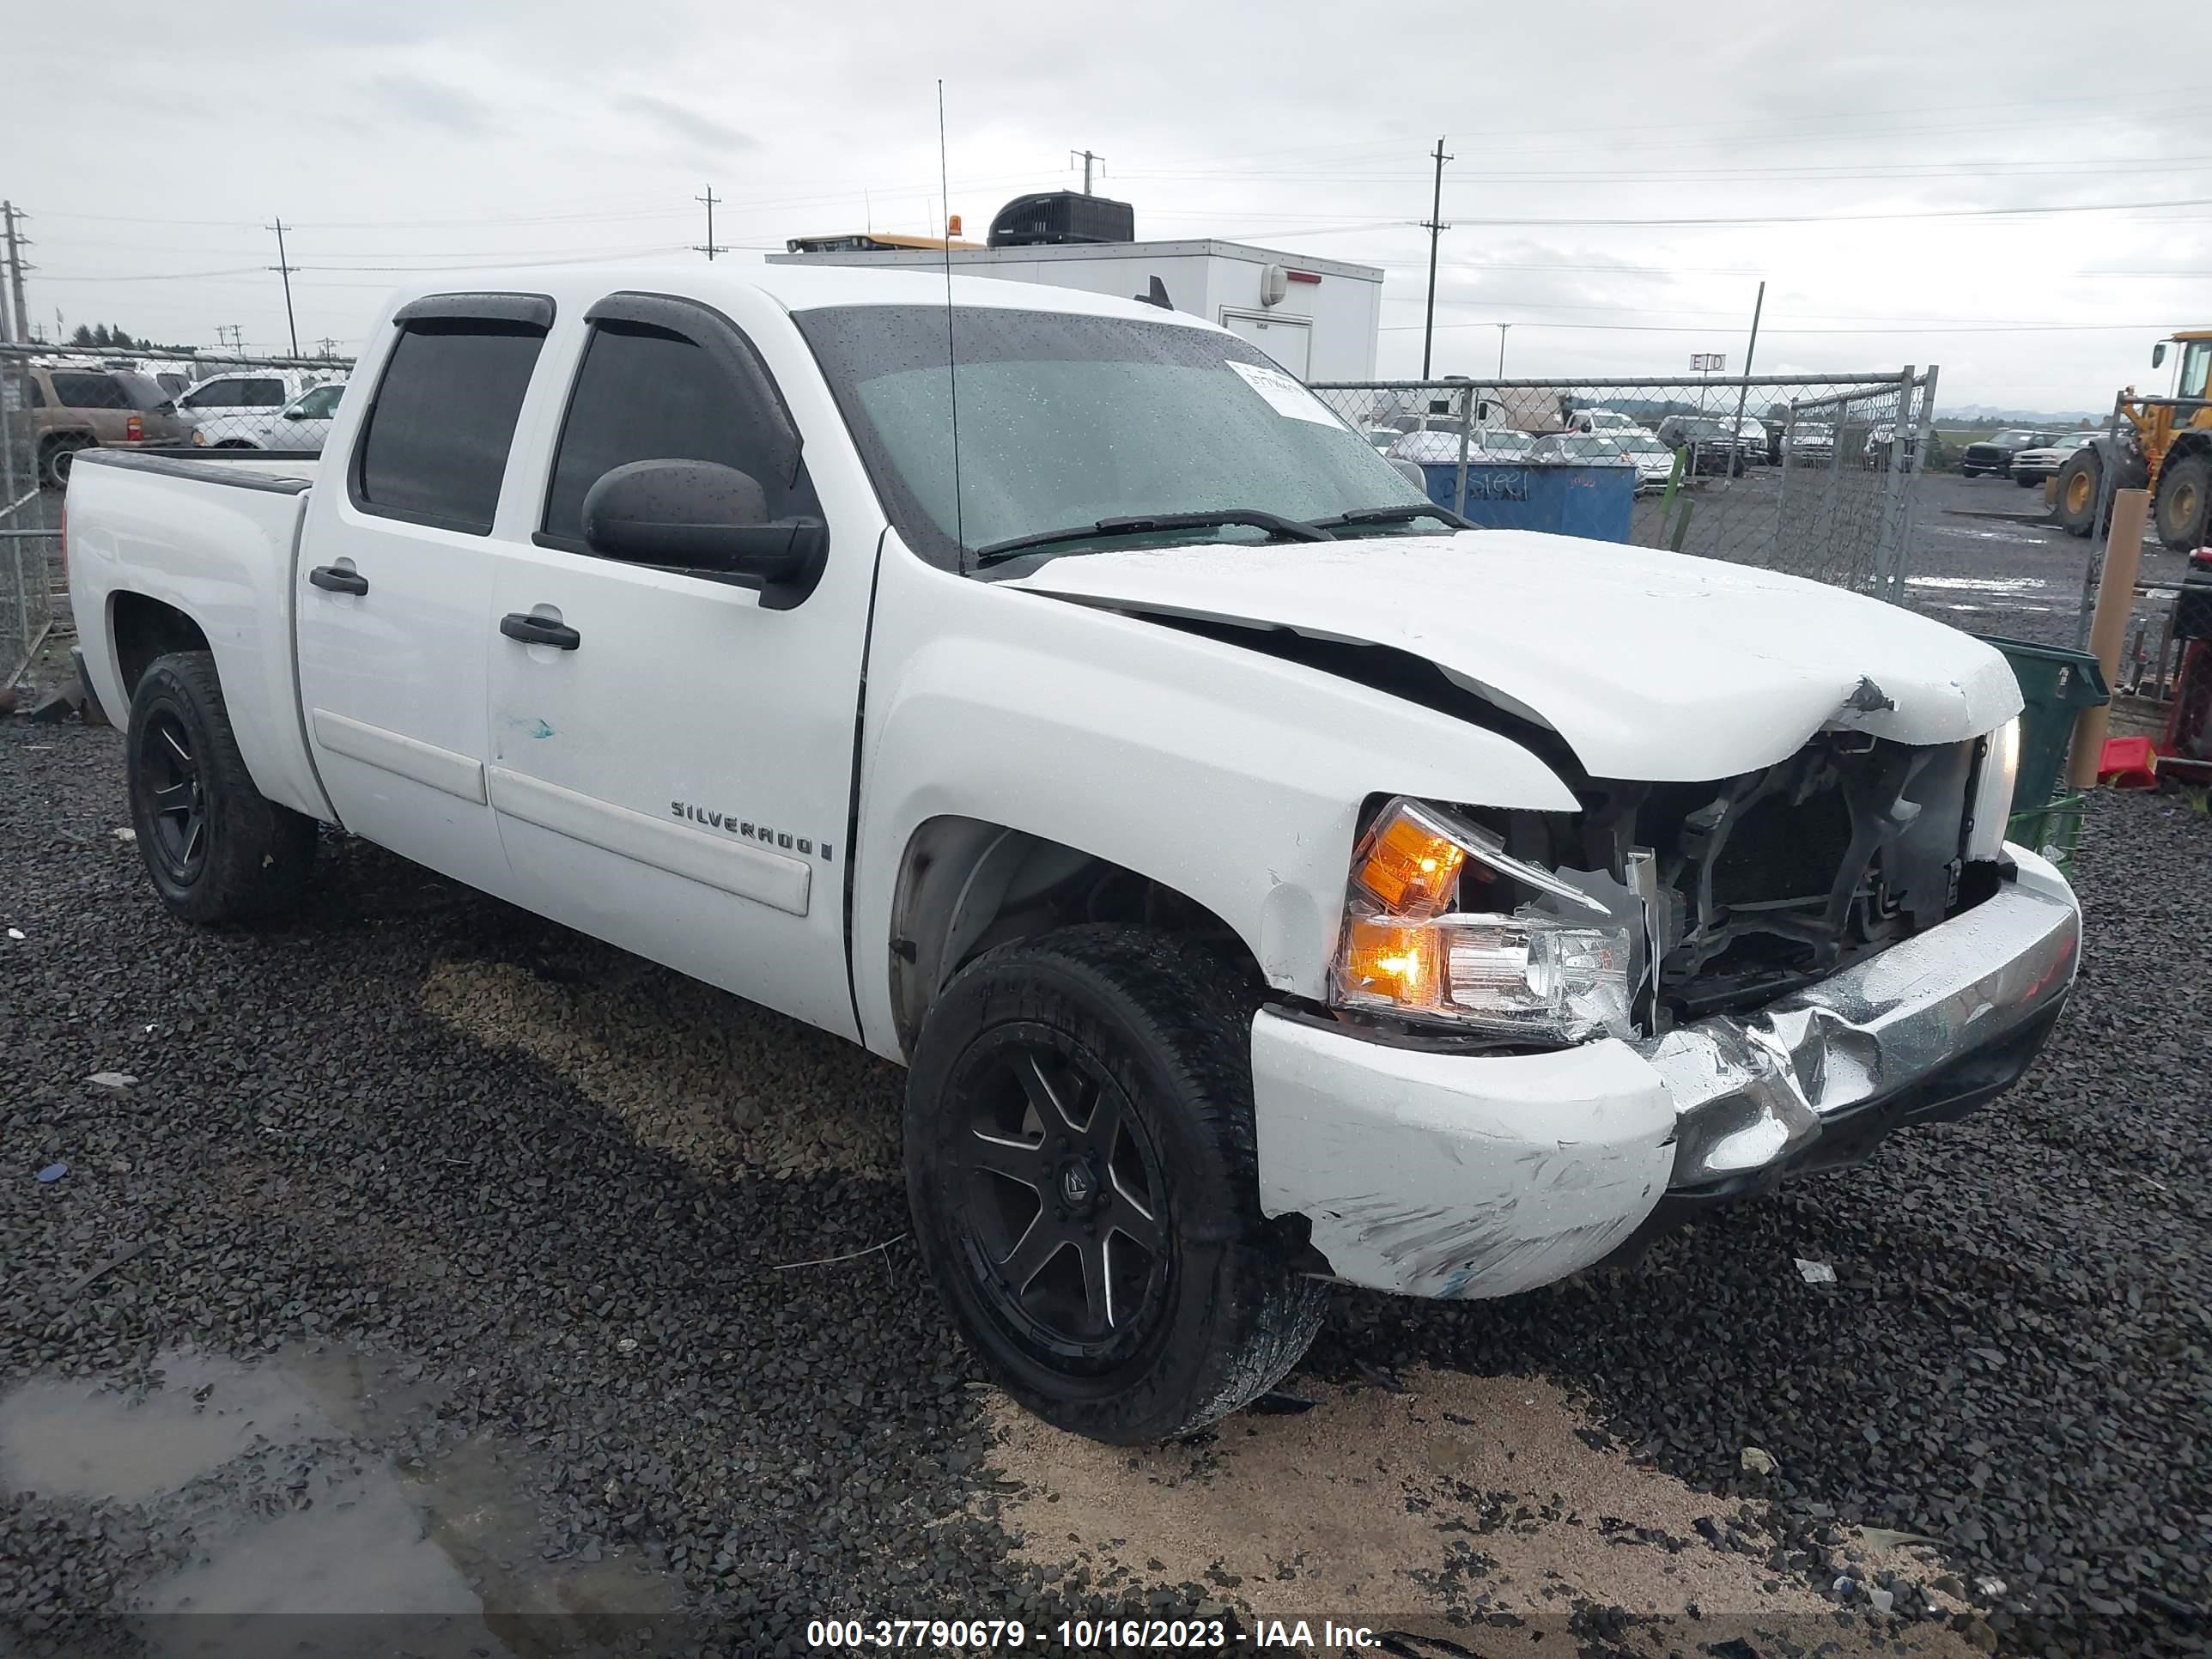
<box><xmin>481</xmin><ymin>290</ymin><xmax>870</xmax><ymax>1036</ymax></box>
<box><xmin>294</xmin><ymin>294</ymin><xmax>554</xmax><ymax>898</ymax></box>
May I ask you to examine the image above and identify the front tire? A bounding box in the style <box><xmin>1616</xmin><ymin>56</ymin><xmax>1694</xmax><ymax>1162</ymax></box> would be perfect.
<box><xmin>905</xmin><ymin>926</ymin><xmax>1326</xmax><ymax>1444</ymax></box>
<box><xmin>126</xmin><ymin>652</ymin><xmax>317</xmax><ymax>924</ymax></box>
<box><xmin>2154</xmin><ymin>453</ymin><xmax>2212</xmax><ymax>551</ymax></box>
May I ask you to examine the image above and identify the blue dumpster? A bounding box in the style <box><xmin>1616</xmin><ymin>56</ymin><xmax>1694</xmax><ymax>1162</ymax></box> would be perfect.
<box><xmin>1417</xmin><ymin>462</ymin><xmax>1634</xmax><ymax>543</ymax></box>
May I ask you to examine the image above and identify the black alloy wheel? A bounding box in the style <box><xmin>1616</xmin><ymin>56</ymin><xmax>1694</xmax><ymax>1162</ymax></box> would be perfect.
<box><xmin>137</xmin><ymin>707</ymin><xmax>209</xmax><ymax>885</ymax></box>
<box><xmin>125</xmin><ymin>651</ymin><xmax>317</xmax><ymax>924</ymax></box>
<box><xmin>905</xmin><ymin>926</ymin><xmax>1328</xmax><ymax>1443</ymax></box>
<box><xmin>951</xmin><ymin>1027</ymin><xmax>1171</xmax><ymax>1367</ymax></box>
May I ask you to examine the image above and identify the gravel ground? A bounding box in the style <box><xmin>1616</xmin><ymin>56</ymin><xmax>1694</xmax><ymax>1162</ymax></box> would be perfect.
<box><xmin>2</xmin><ymin>706</ymin><xmax>2208</xmax><ymax>1659</ymax></box>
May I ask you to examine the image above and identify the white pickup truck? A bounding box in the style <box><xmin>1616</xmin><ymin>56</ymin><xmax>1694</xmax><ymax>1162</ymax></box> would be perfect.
<box><xmin>66</xmin><ymin>266</ymin><xmax>2081</xmax><ymax>1445</ymax></box>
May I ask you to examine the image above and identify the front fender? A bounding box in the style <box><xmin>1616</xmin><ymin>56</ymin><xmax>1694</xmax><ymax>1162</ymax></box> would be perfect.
<box><xmin>849</xmin><ymin>546</ymin><xmax>1577</xmax><ymax>1058</ymax></box>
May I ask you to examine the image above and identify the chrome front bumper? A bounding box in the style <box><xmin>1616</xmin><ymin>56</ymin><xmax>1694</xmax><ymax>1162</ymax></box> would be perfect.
<box><xmin>1638</xmin><ymin>844</ymin><xmax>2081</xmax><ymax>1192</ymax></box>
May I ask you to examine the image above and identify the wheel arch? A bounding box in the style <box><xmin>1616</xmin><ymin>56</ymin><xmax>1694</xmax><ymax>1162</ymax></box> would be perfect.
<box><xmin>884</xmin><ymin>815</ymin><xmax>1264</xmax><ymax>1061</ymax></box>
<box><xmin>109</xmin><ymin>590</ymin><xmax>212</xmax><ymax>703</ymax></box>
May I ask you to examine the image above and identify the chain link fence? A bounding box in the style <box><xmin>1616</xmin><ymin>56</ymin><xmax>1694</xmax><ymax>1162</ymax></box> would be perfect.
<box><xmin>1310</xmin><ymin>368</ymin><xmax>1939</xmax><ymax>600</ymax></box>
<box><xmin>0</xmin><ymin>344</ymin><xmax>353</xmax><ymax>684</ymax></box>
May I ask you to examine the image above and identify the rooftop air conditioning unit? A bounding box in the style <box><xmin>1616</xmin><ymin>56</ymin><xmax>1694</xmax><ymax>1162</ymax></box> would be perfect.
<box><xmin>987</xmin><ymin>191</ymin><xmax>1135</xmax><ymax>248</ymax></box>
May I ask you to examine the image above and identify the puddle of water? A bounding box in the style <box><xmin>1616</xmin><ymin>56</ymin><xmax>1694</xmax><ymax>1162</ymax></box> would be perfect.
<box><xmin>1905</xmin><ymin>574</ymin><xmax>2048</xmax><ymax>594</ymax></box>
<box><xmin>0</xmin><ymin>1346</ymin><xmax>678</xmax><ymax>1653</ymax></box>
<box><xmin>0</xmin><ymin>1351</ymin><xmax>337</xmax><ymax>1505</ymax></box>
<box><xmin>140</xmin><ymin>1477</ymin><xmax>486</xmax><ymax>1627</ymax></box>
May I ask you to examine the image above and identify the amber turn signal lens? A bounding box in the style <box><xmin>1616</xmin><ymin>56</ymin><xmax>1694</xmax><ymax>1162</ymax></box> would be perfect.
<box><xmin>1355</xmin><ymin>806</ymin><xmax>1467</xmax><ymax>921</ymax></box>
<box><xmin>1339</xmin><ymin>913</ymin><xmax>1444</xmax><ymax>1011</ymax></box>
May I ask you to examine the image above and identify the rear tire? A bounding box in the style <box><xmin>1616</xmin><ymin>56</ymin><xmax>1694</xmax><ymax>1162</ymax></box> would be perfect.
<box><xmin>39</xmin><ymin>434</ymin><xmax>90</xmax><ymax>490</ymax></box>
<box><xmin>126</xmin><ymin>651</ymin><xmax>317</xmax><ymax>924</ymax></box>
<box><xmin>905</xmin><ymin>926</ymin><xmax>1326</xmax><ymax>1444</ymax></box>
<box><xmin>2154</xmin><ymin>453</ymin><xmax>2212</xmax><ymax>551</ymax></box>
<box><xmin>2054</xmin><ymin>449</ymin><xmax>2102</xmax><ymax>538</ymax></box>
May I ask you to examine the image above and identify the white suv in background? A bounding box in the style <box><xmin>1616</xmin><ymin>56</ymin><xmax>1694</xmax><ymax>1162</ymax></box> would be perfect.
<box><xmin>187</xmin><ymin>380</ymin><xmax>349</xmax><ymax>454</ymax></box>
<box><xmin>178</xmin><ymin>368</ymin><xmax>341</xmax><ymax>448</ymax></box>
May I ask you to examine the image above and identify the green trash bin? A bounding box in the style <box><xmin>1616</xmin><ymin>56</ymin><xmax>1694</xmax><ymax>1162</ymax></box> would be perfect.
<box><xmin>1973</xmin><ymin>635</ymin><xmax>2110</xmax><ymax>863</ymax></box>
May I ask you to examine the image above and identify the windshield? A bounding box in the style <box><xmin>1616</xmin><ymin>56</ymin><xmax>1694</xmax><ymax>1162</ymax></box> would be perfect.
<box><xmin>793</xmin><ymin>305</ymin><xmax>1427</xmax><ymax>569</ymax></box>
<box><xmin>1992</xmin><ymin>429</ymin><xmax>2037</xmax><ymax>446</ymax></box>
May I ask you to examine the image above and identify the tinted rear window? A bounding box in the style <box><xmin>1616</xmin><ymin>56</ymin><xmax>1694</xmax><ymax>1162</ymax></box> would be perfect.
<box><xmin>354</xmin><ymin>319</ymin><xmax>545</xmax><ymax>534</ymax></box>
<box><xmin>49</xmin><ymin>372</ymin><xmax>133</xmax><ymax>410</ymax></box>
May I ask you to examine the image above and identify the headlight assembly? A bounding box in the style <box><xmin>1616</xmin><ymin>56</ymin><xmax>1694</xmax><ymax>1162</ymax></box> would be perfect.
<box><xmin>1330</xmin><ymin>798</ymin><xmax>1636</xmax><ymax>1046</ymax></box>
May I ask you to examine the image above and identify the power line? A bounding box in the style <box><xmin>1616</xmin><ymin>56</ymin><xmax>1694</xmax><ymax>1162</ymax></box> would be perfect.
<box><xmin>1384</xmin><ymin>318</ymin><xmax>2191</xmax><ymax>336</ymax></box>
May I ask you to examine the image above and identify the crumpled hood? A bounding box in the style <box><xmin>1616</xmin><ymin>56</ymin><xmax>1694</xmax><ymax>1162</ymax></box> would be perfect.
<box><xmin>1005</xmin><ymin>530</ymin><xmax>2021</xmax><ymax>781</ymax></box>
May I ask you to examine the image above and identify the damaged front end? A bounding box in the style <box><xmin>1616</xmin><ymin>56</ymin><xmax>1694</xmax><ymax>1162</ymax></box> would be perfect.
<box><xmin>1251</xmin><ymin>717</ymin><xmax>2080</xmax><ymax>1303</ymax></box>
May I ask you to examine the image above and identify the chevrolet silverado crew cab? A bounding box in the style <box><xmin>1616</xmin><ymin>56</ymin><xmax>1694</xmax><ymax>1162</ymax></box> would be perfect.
<box><xmin>67</xmin><ymin>266</ymin><xmax>2081</xmax><ymax>1445</ymax></box>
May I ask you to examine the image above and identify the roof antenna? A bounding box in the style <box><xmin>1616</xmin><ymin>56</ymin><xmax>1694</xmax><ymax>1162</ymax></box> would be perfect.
<box><xmin>938</xmin><ymin>79</ymin><xmax>965</xmax><ymax>562</ymax></box>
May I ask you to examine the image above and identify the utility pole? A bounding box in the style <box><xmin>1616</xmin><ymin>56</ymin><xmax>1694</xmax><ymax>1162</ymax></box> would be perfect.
<box><xmin>1496</xmin><ymin>323</ymin><xmax>1511</xmax><ymax>380</ymax></box>
<box><xmin>3</xmin><ymin>203</ymin><xmax>31</xmax><ymax>348</ymax></box>
<box><xmin>267</xmin><ymin>218</ymin><xmax>300</xmax><ymax>357</ymax></box>
<box><xmin>1069</xmin><ymin>149</ymin><xmax>1104</xmax><ymax>195</ymax></box>
<box><xmin>217</xmin><ymin>325</ymin><xmax>242</xmax><ymax>353</ymax></box>
<box><xmin>315</xmin><ymin>336</ymin><xmax>339</xmax><ymax>360</ymax></box>
<box><xmin>1728</xmin><ymin>280</ymin><xmax>1766</xmax><ymax>474</ymax></box>
<box><xmin>694</xmin><ymin>186</ymin><xmax>728</xmax><ymax>260</ymax></box>
<box><xmin>1419</xmin><ymin>137</ymin><xmax>1451</xmax><ymax>380</ymax></box>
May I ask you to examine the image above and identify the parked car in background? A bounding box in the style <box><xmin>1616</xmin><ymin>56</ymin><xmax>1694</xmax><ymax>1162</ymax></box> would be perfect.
<box><xmin>1532</xmin><ymin>431</ymin><xmax>1674</xmax><ymax>491</ymax></box>
<box><xmin>176</xmin><ymin>368</ymin><xmax>340</xmax><ymax>448</ymax></box>
<box><xmin>1388</xmin><ymin>428</ymin><xmax>1536</xmax><ymax>464</ymax></box>
<box><xmin>1959</xmin><ymin>428</ymin><xmax>2066</xmax><ymax>478</ymax></box>
<box><xmin>2005</xmin><ymin>431</ymin><xmax>2094</xmax><ymax>487</ymax></box>
<box><xmin>1656</xmin><ymin>415</ymin><xmax>1750</xmax><ymax>475</ymax></box>
<box><xmin>1564</xmin><ymin>407</ymin><xmax>1647</xmax><ymax>436</ymax></box>
<box><xmin>189</xmin><ymin>380</ymin><xmax>349</xmax><ymax>454</ymax></box>
<box><xmin>17</xmin><ymin>360</ymin><xmax>194</xmax><ymax>488</ymax></box>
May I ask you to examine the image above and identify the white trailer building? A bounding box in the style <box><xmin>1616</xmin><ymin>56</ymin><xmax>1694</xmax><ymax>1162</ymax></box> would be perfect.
<box><xmin>766</xmin><ymin>238</ymin><xmax>1383</xmax><ymax>382</ymax></box>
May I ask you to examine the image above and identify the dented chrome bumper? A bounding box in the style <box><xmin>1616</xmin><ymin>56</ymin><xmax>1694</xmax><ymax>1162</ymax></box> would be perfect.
<box><xmin>1638</xmin><ymin>843</ymin><xmax>2080</xmax><ymax>1193</ymax></box>
<box><xmin>1250</xmin><ymin>846</ymin><xmax>2079</xmax><ymax>1302</ymax></box>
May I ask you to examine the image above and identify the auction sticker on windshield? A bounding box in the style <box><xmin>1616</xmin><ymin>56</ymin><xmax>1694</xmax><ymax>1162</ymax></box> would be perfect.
<box><xmin>1224</xmin><ymin>358</ymin><xmax>1339</xmax><ymax>425</ymax></box>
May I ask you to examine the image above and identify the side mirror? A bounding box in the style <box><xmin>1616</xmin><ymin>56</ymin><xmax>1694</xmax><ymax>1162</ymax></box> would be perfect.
<box><xmin>2153</xmin><ymin>342</ymin><xmax>2168</xmax><ymax>368</ymax></box>
<box><xmin>283</xmin><ymin>409</ymin><xmax>309</xmax><ymax>421</ymax></box>
<box><xmin>581</xmin><ymin>459</ymin><xmax>828</xmax><ymax>594</ymax></box>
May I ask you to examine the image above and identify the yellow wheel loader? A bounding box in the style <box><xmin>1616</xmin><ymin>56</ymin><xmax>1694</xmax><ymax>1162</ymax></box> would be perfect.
<box><xmin>2053</xmin><ymin>331</ymin><xmax>2212</xmax><ymax>549</ymax></box>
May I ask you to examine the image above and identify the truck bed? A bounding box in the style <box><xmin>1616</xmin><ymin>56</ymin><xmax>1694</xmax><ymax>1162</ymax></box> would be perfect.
<box><xmin>66</xmin><ymin>448</ymin><xmax>332</xmax><ymax>822</ymax></box>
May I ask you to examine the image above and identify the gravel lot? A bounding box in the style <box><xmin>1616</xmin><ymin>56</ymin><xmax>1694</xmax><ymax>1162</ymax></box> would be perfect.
<box><xmin>3</xmin><ymin>648</ymin><xmax>2208</xmax><ymax>1657</ymax></box>
<box><xmin>1897</xmin><ymin>471</ymin><xmax>2182</xmax><ymax>655</ymax></box>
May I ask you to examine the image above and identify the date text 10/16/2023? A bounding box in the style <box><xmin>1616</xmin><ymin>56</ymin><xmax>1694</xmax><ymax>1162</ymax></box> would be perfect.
<box><xmin>804</xmin><ymin>1617</ymin><xmax>1382</xmax><ymax>1650</ymax></box>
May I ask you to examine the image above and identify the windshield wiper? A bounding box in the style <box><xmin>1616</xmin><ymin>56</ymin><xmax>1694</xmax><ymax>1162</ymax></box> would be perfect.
<box><xmin>1304</xmin><ymin>503</ymin><xmax>1474</xmax><ymax>534</ymax></box>
<box><xmin>972</xmin><ymin>508</ymin><xmax>1333</xmax><ymax>568</ymax></box>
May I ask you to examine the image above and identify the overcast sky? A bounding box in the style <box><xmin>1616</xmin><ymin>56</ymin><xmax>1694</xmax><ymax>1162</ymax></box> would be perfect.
<box><xmin>10</xmin><ymin>1</ymin><xmax>2211</xmax><ymax>410</ymax></box>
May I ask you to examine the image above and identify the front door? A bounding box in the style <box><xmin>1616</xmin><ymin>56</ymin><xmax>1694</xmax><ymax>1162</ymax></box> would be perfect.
<box><xmin>483</xmin><ymin>291</ymin><xmax>872</xmax><ymax>1037</ymax></box>
<box><xmin>295</xmin><ymin>296</ymin><xmax>554</xmax><ymax>898</ymax></box>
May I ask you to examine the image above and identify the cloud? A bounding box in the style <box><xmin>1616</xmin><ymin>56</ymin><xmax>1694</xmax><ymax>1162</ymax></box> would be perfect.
<box><xmin>614</xmin><ymin>94</ymin><xmax>757</xmax><ymax>155</ymax></box>
<box><xmin>366</xmin><ymin>73</ymin><xmax>495</xmax><ymax>135</ymax></box>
